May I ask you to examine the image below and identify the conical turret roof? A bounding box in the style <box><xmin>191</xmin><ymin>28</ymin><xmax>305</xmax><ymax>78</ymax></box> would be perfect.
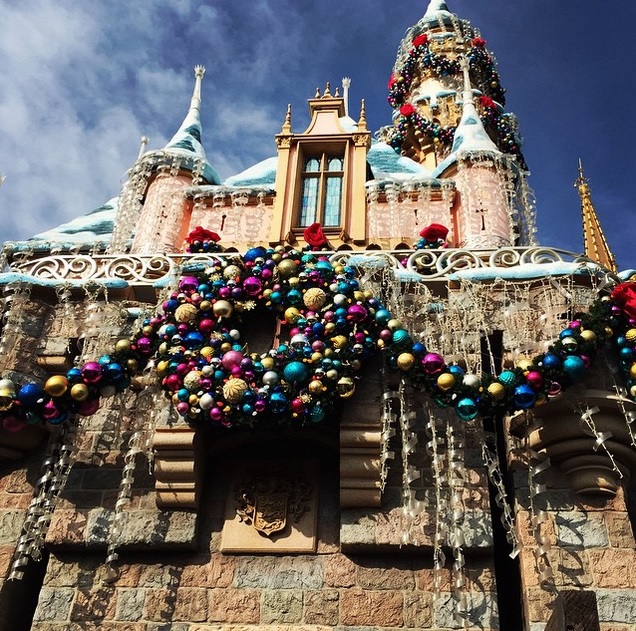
<box><xmin>155</xmin><ymin>66</ymin><xmax>220</xmax><ymax>184</ymax></box>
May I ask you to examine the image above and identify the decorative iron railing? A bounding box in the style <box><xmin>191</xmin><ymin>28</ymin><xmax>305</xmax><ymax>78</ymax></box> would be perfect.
<box><xmin>4</xmin><ymin>246</ymin><xmax>604</xmax><ymax>288</ymax></box>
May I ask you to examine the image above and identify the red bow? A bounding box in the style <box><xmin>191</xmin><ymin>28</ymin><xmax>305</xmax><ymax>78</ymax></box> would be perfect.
<box><xmin>420</xmin><ymin>223</ymin><xmax>449</xmax><ymax>242</ymax></box>
<box><xmin>185</xmin><ymin>226</ymin><xmax>220</xmax><ymax>244</ymax></box>
<box><xmin>304</xmin><ymin>223</ymin><xmax>328</xmax><ymax>247</ymax></box>
<box><xmin>413</xmin><ymin>33</ymin><xmax>428</xmax><ymax>48</ymax></box>
<box><xmin>611</xmin><ymin>283</ymin><xmax>636</xmax><ymax>320</ymax></box>
<box><xmin>400</xmin><ymin>103</ymin><xmax>416</xmax><ymax>117</ymax></box>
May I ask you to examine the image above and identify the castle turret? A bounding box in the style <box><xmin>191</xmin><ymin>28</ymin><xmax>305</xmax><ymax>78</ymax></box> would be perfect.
<box><xmin>122</xmin><ymin>66</ymin><xmax>220</xmax><ymax>255</ymax></box>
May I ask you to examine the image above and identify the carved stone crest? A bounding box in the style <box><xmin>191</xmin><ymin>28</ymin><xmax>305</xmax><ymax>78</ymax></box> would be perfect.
<box><xmin>234</xmin><ymin>471</ymin><xmax>312</xmax><ymax>538</ymax></box>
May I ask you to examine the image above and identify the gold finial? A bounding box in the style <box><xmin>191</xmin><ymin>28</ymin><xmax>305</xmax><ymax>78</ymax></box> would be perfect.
<box><xmin>315</xmin><ymin>87</ymin><xmax>321</xmax><ymax>97</ymax></box>
<box><xmin>358</xmin><ymin>99</ymin><xmax>368</xmax><ymax>132</ymax></box>
<box><xmin>324</xmin><ymin>82</ymin><xmax>331</xmax><ymax>97</ymax></box>
<box><xmin>334</xmin><ymin>87</ymin><xmax>340</xmax><ymax>97</ymax></box>
<box><xmin>281</xmin><ymin>104</ymin><xmax>292</xmax><ymax>134</ymax></box>
<box><xmin>576</xmin><ymin>160</ymin><xmax>617</xmax><ymax>273</ymax></box>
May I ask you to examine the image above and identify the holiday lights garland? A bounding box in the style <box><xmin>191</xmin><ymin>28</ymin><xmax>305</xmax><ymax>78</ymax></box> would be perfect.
<box><xmin>1</xmin><ymin>245</ymin><xmax>636</xmax><ymax>431</ymax></box>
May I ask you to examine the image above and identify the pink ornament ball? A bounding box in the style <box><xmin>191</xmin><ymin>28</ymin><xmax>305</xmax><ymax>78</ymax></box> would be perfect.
<box><xmin>2</xmin><ymin>415</ymin><xmax>27</xmax><ymax>433</ymax></box>
<box><xmin>221</xmin><ymin>350</ymin><xmax>244</xmax><ymax>370</ymax></box>
<box><xmin>78</xmin><ymin>397</ymin><xmax>100</xmax><ymax>416</ymax></box>
<box><xmin>136</xmin><ymin>337</ymin><xmax>154</xmax><ymax>355</ymax></box>
<box><xmin>81</xmin><ymin>362</ymin><xmax>103</xmax><ymax>384</ymax></box>
<box><xmin>164</xmin><ymin>374</ymin><xmax>182</xmax><ymax>391</ymax></box>
<box><xmin>176</xmin><ymin>402</ymin><xmax>190</xmax><ymax>416</ymax></box>
<box><xmin>422</xmin><ymin>353</ymin><xmax>445</xmax><ymax>375</ymax></box>
<box><xmin>347</xmin><ymin>304</ymin><xmax>368</xmax><ymax>323</ymax></box>
<box><xmin>525</xmin><ymin>370</ymin><xmax>544</xmax><ymax>390</ymax></box>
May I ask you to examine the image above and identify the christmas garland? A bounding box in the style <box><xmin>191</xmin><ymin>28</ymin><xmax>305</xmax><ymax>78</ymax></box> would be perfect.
<box><xmin>1</xmin><ymin>246</ymin><xmax>635</xmax><ymax>430</ymax></box>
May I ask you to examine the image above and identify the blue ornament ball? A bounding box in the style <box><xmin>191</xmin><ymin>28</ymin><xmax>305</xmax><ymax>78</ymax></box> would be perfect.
<box><xmin>269</xmin><ymin>391</ymin><xmax>289</xmax><ymax>415</ymax></box>
<box><xmin>513</xmin><ymin>384</ymin><xmax>536</xmax><ymax>409</ymax></box>
<box><xmin>18</xmin><ymin>383</ymin><xmax>46</xmax><ymax>407</ymax></box>
<box><xmin>542</xmin><ymin>353</ymin><xmax>561</xmax><ymax>369</ymax></box>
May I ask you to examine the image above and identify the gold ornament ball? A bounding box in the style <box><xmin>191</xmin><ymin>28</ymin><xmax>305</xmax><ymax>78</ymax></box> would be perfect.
<box><xmin>580</xmin><ymin>330</ymin><xmax>596</xmax><ymax>343</ymax></box>
<box><xmin>304</xmin><ymin>287</ymin><xmax>327</xmax><ymax>310</ymax></box>
<box><xmin>223</xmin><ymin>265</ymin><xmax>242</xmax><ymax>280</ymax></box>
<box><xmin>285</xmin><ymin>307</ymin><xmax>301</xmax><ymax>324</ymax></box>
<box><xmin>142</xmin><ymin>325</ymin><xmax>154</xmax><ymax>336</ymax></box>
<box><xmin>213</xmin><ymin>300</ymin><xmax>233</xmax><ymax>318</ymax></box>
<box><xmin>630</xmin><ymin>384</ymin><xmax>636</xmax><ymax>399</ymax></box>
<box><xmin>396</xmin><ymin>352</ymin><xmax>415</xmax><ymax>371</ymax></box>
<box><xmin>200</xmin><ymin>346</ymin><xmax>214</xmax><ymax>359</ymax></box>
<box><xmin>261</xmin><ymin>357</ymin><xmax>275</xmax><ymax>370</ymax></box>
<box><xmin>115</xmin><ymin>339</ymin><xmax>131</xmax><ymax>354</ymax></box>
<box><xmin>487</xmin><ymin>382</ymin><xmax>506</xmax><ymax>401</ymax></box>
<box><xmin>310</xmin><ymin>352</ymin><xmax>323</xmax><ymax>364</ymax></box>
<box><xmin>626</xmin><ymin>329</ymin><xmax>636</xmax><ymax>343</ymax></box>
<box><xmin>437</xmin><ymin>372</ymin><xmax>456</xmax><ymax>392</ymax></box>
<box><xmin>354</xmin><ymin>290</ymin><xmax>366</xmax><ymax>302</ymax></box>
<box><xmin>127</xmin><ymin>358</ymin><xmax>139</xmax><ymax>373</ymax></box>
<box><xmin>188</xmin><ymin>394</ymin><xmax>199</xmax><ymax>406</ymax></box>
<box><xmin>223</xmin><ymin>378</ymin><xmax>249</xmax><ymax>404</ymax></box>
<box><xmin>199</xmin><ymin>300</ymin><xmax>211</xmax><ymax>312</ymax></box>
<box><xmin>156</xmin><ymin>360</ymin><xmax>170</xmax><ymax>377</ymax></box>
<box><xmin>336</xmin><ymin>377</ymin><xmax>356</xmax><ymax>398</ymax></box>
<box><xmin>277</xmin><ymin>259</ymin><xmax>298</xmax><ymax>278</ymax></box>
<box><xmin>183</xmin><ymin>370</ymin><xmax>203</xmax><ymax>391</ymax></box>
<box><xmin>45</xmin><ymin>375</ymin><xmax>69</xmax><ymax>397</ymax></box>
<box><xmin>515</xmin><ymin>358</ymin><xmax>532</xmax><ymax>372</ymax></box>
<box><xmin>326</xmin><ymin>369</ymin><xmax>339</xmax><ymax>380</ymax></box>
<box><xmin>387</xmin><ymin>318</ymin><xmax>403</xmax><ymax>332</ymax></box>
<box><xmin>309</xmin><ymin>380</ymin><xmax>324</xmax><ymax>394</ymax></box>
<box><xmin>70</xmin><ymin>383</ymin><xmax>90</xmax><ymax>401</ymax></box>
<box><xmin>220</xmin><ymin>342</ymin><xmax>232</xmax><ymax>352</ymax></box>
<box><xmin>175</xmin><ymin>303</ymin><xmax>198</xmax><ymax>323</ymax></box>
<box><xmin>332</xmin><ymin>335</ymin><xmax>348</xmax><ymax>349</ymax></box>
<box><xmin>630</xmin><ymin>363</ymin><xmax>636</xmax><ymax>380</ymax></box>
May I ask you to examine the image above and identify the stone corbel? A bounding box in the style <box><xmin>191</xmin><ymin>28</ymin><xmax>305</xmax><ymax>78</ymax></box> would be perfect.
<box><xmin>153</xmin><ymin>426</ymin><xmax>202</xmax><ymax>510</ymax></box>
<box><xmin>340</xmin><ymin>426</ymin><xmax>382</xmax><ymax>508</ymax></box>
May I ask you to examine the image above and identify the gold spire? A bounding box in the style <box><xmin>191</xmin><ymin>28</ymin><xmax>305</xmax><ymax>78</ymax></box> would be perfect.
<box><xmin>576</xmin><ymin>160</ymin><xmax>617</xmax><ymax>273</ymax></box>
<box><xmin>281</xmin><ymin>104</ymin><xmax>292</xmax><ymax>134</ymax></box>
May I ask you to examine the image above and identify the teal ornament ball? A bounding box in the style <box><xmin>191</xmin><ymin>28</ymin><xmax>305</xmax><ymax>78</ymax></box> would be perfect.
<box><xmin>563</xmin><ymin>355</ymin><xmax>586</xmax><ymax>381</ymax></box>
<box><xmin>283</xmin><ymin>361</ymin><xmax>309</xmax><ymax>384</ymax></box>
<box><xmin>392</xmin><ymin>329</ymin><xmax>412</xmax><ymax>348</ymax></box>
<box><xmin>498</xmin><ymin>370</ymin><xmax>518</xmax><ymax>388</ymax></box>
<box><xmin>456</xmin><ymin>397</ymin><xmax>479</xmax><ymax>422</ymax></box>
<box><xmin>513</xmin><ymin>384</ymin><xmax>536</xmax><ymax>409</ymax></box>
<box><xmin>269</xmin><ymin>391</ymin><xmax>289</xmax><ymax>414</ymax></box>
<box><xmin>310</xmin><ymin>404</ymin><xmax>326</xmax><ymax>423</ymax></box>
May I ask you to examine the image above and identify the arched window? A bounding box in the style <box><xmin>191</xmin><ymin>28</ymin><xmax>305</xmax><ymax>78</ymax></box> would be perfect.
<box><xmin>298</xmin><ymin>154</ymin><xmax>344</xmax><ymax>228</ymax></box>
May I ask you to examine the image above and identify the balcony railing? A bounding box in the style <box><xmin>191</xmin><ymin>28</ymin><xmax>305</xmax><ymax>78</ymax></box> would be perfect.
<box><xmin>2</xmin><ymin>246</ymin><xmax>608</xmax><ymax>289</ymax></box>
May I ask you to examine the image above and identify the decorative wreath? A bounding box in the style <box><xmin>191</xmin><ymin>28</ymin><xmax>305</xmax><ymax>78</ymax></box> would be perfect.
<box><xmin>1</xmin><ymin>244</ymin><xmax>636</xmax><ymax>431</ymax></box>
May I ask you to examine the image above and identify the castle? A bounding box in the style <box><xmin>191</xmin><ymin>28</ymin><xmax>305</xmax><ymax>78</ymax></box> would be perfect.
<box><xmin>0</xmin><ymin>1</ymin><xmax>634</xmax><ymax>630</ymax></box>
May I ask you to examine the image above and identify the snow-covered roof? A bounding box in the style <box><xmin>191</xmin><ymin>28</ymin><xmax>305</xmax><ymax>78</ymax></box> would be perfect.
<box><xmin>449</xmin><ymin>261</ymin><xmax>602</xmax><ymax>282</ymax></box>
<box><xmin>5</xmin><ymin>198</ymin><xmax>118</xmax><ymax>253</ymax></box>
<box><xmin>367</xmin><ymin>142</ymin><xmax>431</xmax><ymax>180</ymax></box>
<box><xmin>224</xmin><ymin>157</ymin><xmax>278</xmax><ymax>187</ymax></box>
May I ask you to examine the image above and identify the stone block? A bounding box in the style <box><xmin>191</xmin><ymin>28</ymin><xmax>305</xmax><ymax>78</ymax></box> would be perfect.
<box><xmin>339</xmin><ymin>589</ymin><xmax>403</xmax><ymax>626</ymax></box>
<box><xmin>553</xmin><ymin>546</ymin><xmax>592</xmax><ymax>587</ymax></box>
<box><xmin>604</xmin><ymin>512</ymin><xmax>635</xmax><ymax>548</ymax></box>
<box><xmin>596</xmin><ymin>589</ymin><xmax>636</xmax><ymax>623</ymax></box>
<box><xmin>207</xmin><ymin>588</ymin><xmax>260</xmax><ymax>623</ymax></box>
<box><xmin>340</xmin><ymin>510</ymin><xmax>376</xmax><ymax>547</ymax></box>
<box><xmin>434</xmin><ymin>592</ymin><xmax>497</xmax><ymax>629</ymax></box>
<box><xmin>404</xmin><ymin>592</ymin><xmax>433</xmax><ymax>627</ymax></box>
<box><xmin>142</xmin><ymin>589</ymin><xmax>173</xmax><ymax>622</ymax></box>
<box><xmin>33</xmin><ymin>587</ymin><xmax>74</xmax><ymax>622</ymax></box>
<box><xmin>324</xmin><ymin>553</ymin><xmax>357</xmax><ymax>588</ymax></box>
<box><xmin>234</xmin><ymin>556</ymin><xmax>323</xmax><ymax>589</ymax></box>
<box><xmin>588</xmin><ymin>549</ymin><xmax>636</xmax><ymax>588</ymax></box>
<box><xmin>172</xmin><ymin>588</ymin><xmax>208</xmax><ymax>622</ymax></box>
<box><xmin>357</xmin><ymin>560</ymin><xmax>415</xmax><ymax>590</ymax></box>
<box><xmin>525</xmin><ymin>587</ymin><xmax>558</xmax><ymax>623</ymax></box>
<box><xmin>180</xmin><ymin>553</ymin><xmax>235</xmax><ymax>588</ymax></box>
<box><xmin>115</xmin><ymin>589</ymin><xmax>145</xmax><ymax>621</ymax></box>
<box><xmin>304</xmin><ymin>589</ymin><xmax>339</xmax><ymax>625</ymax></box>
<box><xmin>555</xmin><ymin>511</ymin><xmax>608</xmax><ymax>548</ymax></box>
<box><xmin>0</xmin><ymin>510</ymin><xmax>27</xmax><ymax>545</ymax></box>
<box><xmin>71</xmin><ymin>587</ymin><xmax>117</xmax><ymax>622</ymax></box>
<box><xmin>261</xmin><ymin>589</ymin><xmax>303</xmax><ymax>623</ymax></box>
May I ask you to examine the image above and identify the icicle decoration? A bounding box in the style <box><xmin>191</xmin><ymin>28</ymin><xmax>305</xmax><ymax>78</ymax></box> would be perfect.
<box><xmin>379</xmin><ymin>368</ymin><xmax>397</xmax><ymax>492</ymax></box>
<box><xmin>425</xmin><ymin>404</ymin><xmax>448</xmax><ymax>595</ymax></box>
<box><xmin>521</xmin><ymin>411</ymin><xmax>555</xmax><ymax>589</ymax></box>
<box><xmin>9</xmin><ymin>422</ymin><xmax>82</xmax><ymax>580</ymax></box>
<box><xmin>481</xmin><ymin>435</ymin><xmax>520</xmax><ymax>557</ymax></box>
<box><xmin>0</xmin><ymin>281</ymin><xmax>32</xmax><ymax>371</ymax></box>
<box><xmin>446</xmin><ymin>414</ymin><xmax>469</xmax><ymax>627</ymax></box>
<box><xmin>399</xmin><ymin>378</ymin><xmax>422</xmax><ymax>544</ymax></box>
<box><xmin>578</xmin><ymin>405</ymin><xmax>623</xmax><ymax>478</ymax></box>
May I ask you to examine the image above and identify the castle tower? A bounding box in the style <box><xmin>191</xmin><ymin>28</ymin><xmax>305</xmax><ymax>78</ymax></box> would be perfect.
<box><xmin>127</xmin><ymin>66</ymin><xmax>220</xmax><ymax>255</ymax></box>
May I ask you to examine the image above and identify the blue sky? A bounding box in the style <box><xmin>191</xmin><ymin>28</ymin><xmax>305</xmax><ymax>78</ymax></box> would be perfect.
<box><xmin>1</xmin><ymin>0</ymin><xmax>635</xmax><ymax>268</ymax></box>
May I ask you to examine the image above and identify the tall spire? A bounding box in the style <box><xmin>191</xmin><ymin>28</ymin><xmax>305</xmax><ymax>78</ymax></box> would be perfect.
<box><xmin>449</xmin><ymin>57</ymin><xmax>500</xmax><ymax>154</ymax></box>
<box><xmin>576</xmin><ymin>160</ymin><xmax>617</xmax><ymax>273</ymax></box>
<box><xmin>163</xmin><ymin>66</ymin><xmax>220</xmax><ymax>184</ymax></box>
<box><xmin>424</xmin><ymin>0</ymin><xmax>450</xmax><ymax>15</ymax></box>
